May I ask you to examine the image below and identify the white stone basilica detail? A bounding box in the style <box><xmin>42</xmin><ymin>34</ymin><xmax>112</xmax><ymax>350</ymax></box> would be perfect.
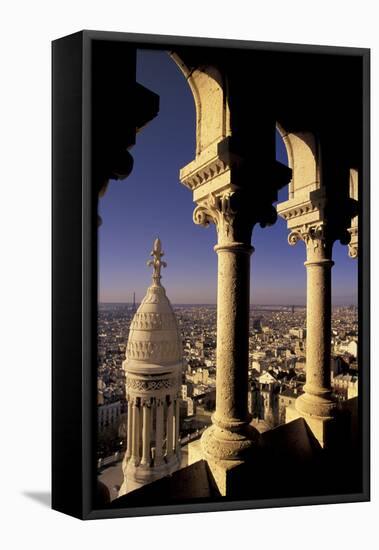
<box><xmin>119</xmin><ymin>238</ymin><xmax>182</xmax><ymax>495</ymax></box>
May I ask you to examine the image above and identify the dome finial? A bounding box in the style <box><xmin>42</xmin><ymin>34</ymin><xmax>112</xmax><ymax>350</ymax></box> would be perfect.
<box><xmin>147</xmin><ymin>237</ymin><xmax>167</xmax><ymax>285</ymax></box>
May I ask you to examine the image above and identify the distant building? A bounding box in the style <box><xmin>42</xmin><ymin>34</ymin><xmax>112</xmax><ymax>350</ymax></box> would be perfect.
<box><xmin>278</xmin><ymin>387</ymin><xmax>302</xmax><ymax>425</ymax></box>
<box><xmin>186</xmin><ymin>397</ymin><xmax>195</xmax><ymax>416</ymax></box>
<box><xmin>181</xmin><ymin>382</ymin><xmax>194</xmax><ymax>400</ymax></box>
<box><xmin>98</xmin><ymin>401</ymin><xmax>121</xmax><ymax>432</ymax></box>
<box><xmin>191</xmin><ymin>367</ymin><xmax>209</xmax><ymax>385</ymax></box>
<box><xmin>347</xmin><ymin>340</ymin><xmax>358</xmax><ymax>357</ymax></box>
<box><xmin>295</xmin><ymin>358</ymin><xmax>306</xmax><ymax>371</ymax></box>
<box><xmin>289</xmin><ymin>327</ymin><xmax>306</xmax><ymax>339</ymax></box>
<box><xmin>251</xmin><ymin>360</ymin><xmax>261</xmax><ymax>372</ymax></box>
<box><xmin>331</xmin><ymin>355</ymin><xmax>349</xmax><ymax>376</ymax></box>
<box><xmin>336</xmin><ymin>339</ymin><xmax>358</xmax><ymax>358</ymax></box>
<box><xmin>331</xmin><ymin>373</ymin><xmax>358</xmax><ymax>400</ymax></box>
<box><xmin>254</xmin><ymin>371</ymin><xmax>281</xmax><ymax>428</ymax></box>
<box><xmin>253</xmin><ymin>318</ymin><xmax>263</xmax><ymax>333</ymax></box>
<box><xmin>253</xmin><ymin>351</ymin><xmax>266</xmax><ymax>361</ymax></box>
<box><xmin>275</xmin><ymin>347</ymin><xmax>287</xmax><ymax>358</ymax></box>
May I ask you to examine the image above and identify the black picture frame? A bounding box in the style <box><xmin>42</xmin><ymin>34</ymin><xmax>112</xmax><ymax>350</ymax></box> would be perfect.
<box><xmin>52</xmin><ymin>30</ymin><xmax>370</xmax><ymax>520</ymax></box>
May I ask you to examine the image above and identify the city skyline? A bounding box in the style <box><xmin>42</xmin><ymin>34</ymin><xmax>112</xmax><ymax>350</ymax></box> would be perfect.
<box><xmin>98</xmin><ymin>49</ymin><xmax>358</xmax><ymax>306</ymax></box>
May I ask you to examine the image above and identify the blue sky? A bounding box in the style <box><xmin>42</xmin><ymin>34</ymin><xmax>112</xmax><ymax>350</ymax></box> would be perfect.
<box><xmin>98</xmin><ymin>49</ymin><xmax>357</xmax><ymax>305</ymax></box>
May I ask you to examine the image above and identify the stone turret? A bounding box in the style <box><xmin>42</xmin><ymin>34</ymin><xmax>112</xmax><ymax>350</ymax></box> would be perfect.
<box><xmin>119</xmin><ymin>238</ymin><xmax>182</xmax><ymax>495</ymax></box>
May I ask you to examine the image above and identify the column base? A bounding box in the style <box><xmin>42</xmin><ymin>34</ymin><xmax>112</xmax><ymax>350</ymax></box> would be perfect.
<box><xmin>118</xmin><ymin>452</ymin><xmax>181</xmax><ymax>497</ymax></box>
<box><xmin>295</xmin><ymin>392</ymin><xmax>336</xmax><ymax>418</ymax></box>
<box><xmin>286</xmin><ymin>395</ymin><xmax>338</xmax><ymax>449</ymax></box>
<box><xmin>187</xmin><ymin>422</ymin><xmax>259</xmax><ymax>496</ymax></box>
<box><xmin>200</xmin><ymin>423</ymin><xmax>259</xmax><ymax>461</ymax></box>
<box><xmin>203</xmin><ymin>457</ymin><xmax>248</xmax><ymax>497</ymax></box>
<box><xmin>187</xmin><ymin>435</ymin><xmax>259</xmax><ymax>497</ymax></box>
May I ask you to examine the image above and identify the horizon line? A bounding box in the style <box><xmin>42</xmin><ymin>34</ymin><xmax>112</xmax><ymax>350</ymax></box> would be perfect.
<box><xmin>98</xmin><ymin>301</ymin><xmax>357</xmax><ymax>307</ymax></box>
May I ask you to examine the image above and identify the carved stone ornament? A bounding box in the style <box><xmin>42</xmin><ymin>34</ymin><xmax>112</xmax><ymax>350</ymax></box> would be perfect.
<box><xmin>130</xmin><ymin>311</ymin><xmax>178</xmax><ymax>331</ymax></box>
<box><xmin>193</xmin><ymin>192</ymin><xmax>236</xmax><ymax>236</ymax></box>
<box><xmin>193</xmin><ymin>190</ymin><xmax>259</xmax><ymax>246</ymax></box>
<box><xmin>279</xmin><ymin>201</ymin><xmax>319</xmax><ymax>221</ymax></box>
<box><xmin>127</xmin><ymin>378</ymin><xmax>175</xmax><ymax>392</ymax></box>
<box><xmin>347</xmin><ymin>226</ymin><xmax>358</xmax><ymax>259</ymax></box>
<box><xmin>181</xmin><ymin>158</ymin><xmax>229</xmax><ymax>192</ymax></box>
<box><xmin>348</xmin><ymin>244</ymin><xmax>358</xmax><ymax>259</ymax></box>
<box><xmin>126</xmin><ymin>340</ymin><xmax>181</xmax><ymax>362</ymax></box>
<box><xmin>125</xmin><ymin>238</ymin><xmax>183</xmax><ymax>366</ymax></box>
<box><xmin>147</xmin><ymin>237</ymin><xmax>167</xmax><ymax>285</ymax></box>
<box><xmin>288</xmin><ymin>223</ymin><xmax>326</xmax><ymax>251</ymax></box>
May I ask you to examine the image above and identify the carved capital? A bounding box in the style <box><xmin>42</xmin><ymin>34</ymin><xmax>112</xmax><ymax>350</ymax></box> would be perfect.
<box><xmin>348</xmin><ymin>244</ymin><xmax>358</xmax><ymax>259</ymax></box>
<box><xmin>193</xmin><ymin>190</ymin><xmax>256</xmax><ymax>245</ymax></box>
<box><xmin>347</xmin><ymin>226</ymin><xmax>358</xmax><ymax>259</ymax></box>
<box><xmin>288</xmin><ymin>223</ymin><xmax>325</xmax><ymax>248</ymax></box>
<box><xmin>194</xmin><ymin>192</ymin><xmax>235</xmax><ymax>232</ymax></box>
<box><xmin>288</xmin><ymin>223</ymin><xmax>333</xmax><ymax>261</ymax></box>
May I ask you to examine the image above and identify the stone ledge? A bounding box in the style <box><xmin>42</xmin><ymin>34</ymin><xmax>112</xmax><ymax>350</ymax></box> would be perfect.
<box><xmin>188</xmin><ymin>437</ymin><xmax>260</xmax><ymax>497</ymax></box>
<box><xmin>286</xmin><ymin>403</ymin><xmax>344</xmax><ymax>450</ymax></box>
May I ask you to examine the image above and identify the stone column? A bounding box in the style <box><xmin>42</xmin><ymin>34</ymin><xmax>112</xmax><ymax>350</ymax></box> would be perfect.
<box><xmin>125</xmin><ymin>399</ymin><xmax>133</xmax><ymax>460</ymax></box>
<box><xmin>140</xmin><ymin>402</ymin><xmax>151</xmax><ymax>466</ymax></box>
<box><xmin>287</xmin><ymin>224</ymin><xmax>337</xmax><ymax>446</ymax></box>
<box><xmin>154</xmin><ymin>399</ymin><xmax>164</xmax><ymax>465</ymax></box>
<box><xmin>211</xmin><ymin>242</ymin><xmax>253</xmax><ymax>441</ymax></box>
<box><xmin>166</xmin><ymin>398</ymin><xmax>174</xmax><ymax>458</ymax></box>
<box><xmin>193</xmin><ymin>192</ymin><xmax>259</xmax><ymax>464</ymax></box>
<box><xmin>131</xmin><ymin>399</ymin><xmax>140</xmax><ymax>465</ymax></box>
<box><xmin>174</xmin><ymin>399</ymin><xmax>180</xmax><ymax>452</ymax></box>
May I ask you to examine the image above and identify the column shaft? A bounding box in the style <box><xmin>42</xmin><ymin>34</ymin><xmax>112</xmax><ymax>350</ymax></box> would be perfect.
<box><xmin>125</xmin><ymin>399</ymin><xmax>133</xmax><ymax>459</ymax></box>
<box><xmin>213</xmin><ymin>244</ymin><xmax>252</xmax><ymax>427</ymax></box>
<box><xmin>131</xmin><ymin>402</ymin><xmax>140</xmax><ymax>464</ymax></box>
<box><xmin>304</xmin><ymin>259</ymin><xmax>333</xmax><ymax>396</ymax></box>
<box><xmin>200</xmin><ymin>240</ymin><xmax>258</xmax><ymax>462</ymax></box>
<box><xmin>155</xmin><ymin>400</ymin><xmax>164</xmax><ymax>464</ymax></box>
<box><xmin>141</xmin><ymin>404</ymin><xmax>151</xmax><ymax>465</ymax></box>
<box><xmin>166</xmin><ymin>399</ymin><xmax>174</xmax><ymax>457</ymax></box>
<box><xmin>174</xmin><ymin>399</ymin><xmax>180</xmax><ymax>452</ymax></box>
<box><xmin>295</xmin><ymin>252</ymin><xmax>336</xmax><ymax>419</ymax></box>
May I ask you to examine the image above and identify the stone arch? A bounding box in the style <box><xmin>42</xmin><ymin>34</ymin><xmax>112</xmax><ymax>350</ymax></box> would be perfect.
<box><xmin>276</xmin><ymin>123</ymin><xmax>321</xmax><ymax>201</ymax></box>
<box><xmin>276</xmin><ymin>123</ymin><xmax>358</xmax><ymax>254</ymax></box>
<box><xmin>167</xmin><ymin>57</ymin><xmax>321</xmax><ymax>211</ymax></box>
<box><xmin>169</xmin><ymin>53</ymin><xmax>231</xmax><ymax>157</ymax></box>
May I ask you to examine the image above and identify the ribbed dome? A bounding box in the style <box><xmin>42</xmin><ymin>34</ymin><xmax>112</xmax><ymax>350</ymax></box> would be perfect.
<box><xmin>124</xmin><ymin>239</ymin><xmax>182</xmax><ymax>369</ymax></box>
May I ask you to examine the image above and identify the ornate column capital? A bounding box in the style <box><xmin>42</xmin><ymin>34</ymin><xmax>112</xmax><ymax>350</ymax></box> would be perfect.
<box><xmin>278</xmin><ymin>184</ymin><xmax>357</xmax><ymax>262</ymax></box>
<box><xmin>288</xmin><ymin>223</ymin><xmax>334</xmax><ymax>263</ymax></box>
<box><xmin>193</xmin><ymin>189</ymin><xmax>259</xmax><ymax>247</ymax></box>
<box><xmin>347</xmin><ymin>168</ymin><xmax>359</xmax><ymax>259</ymax></box>
<box><xmin>347</xmin><ymin>227</ymin><xmax>358</xmax><ymax>259</ymax></box>
<box><xmin>180</xmin><ymin>135</ymin><xmax>290</xmax><ymax>248</ymax></box>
